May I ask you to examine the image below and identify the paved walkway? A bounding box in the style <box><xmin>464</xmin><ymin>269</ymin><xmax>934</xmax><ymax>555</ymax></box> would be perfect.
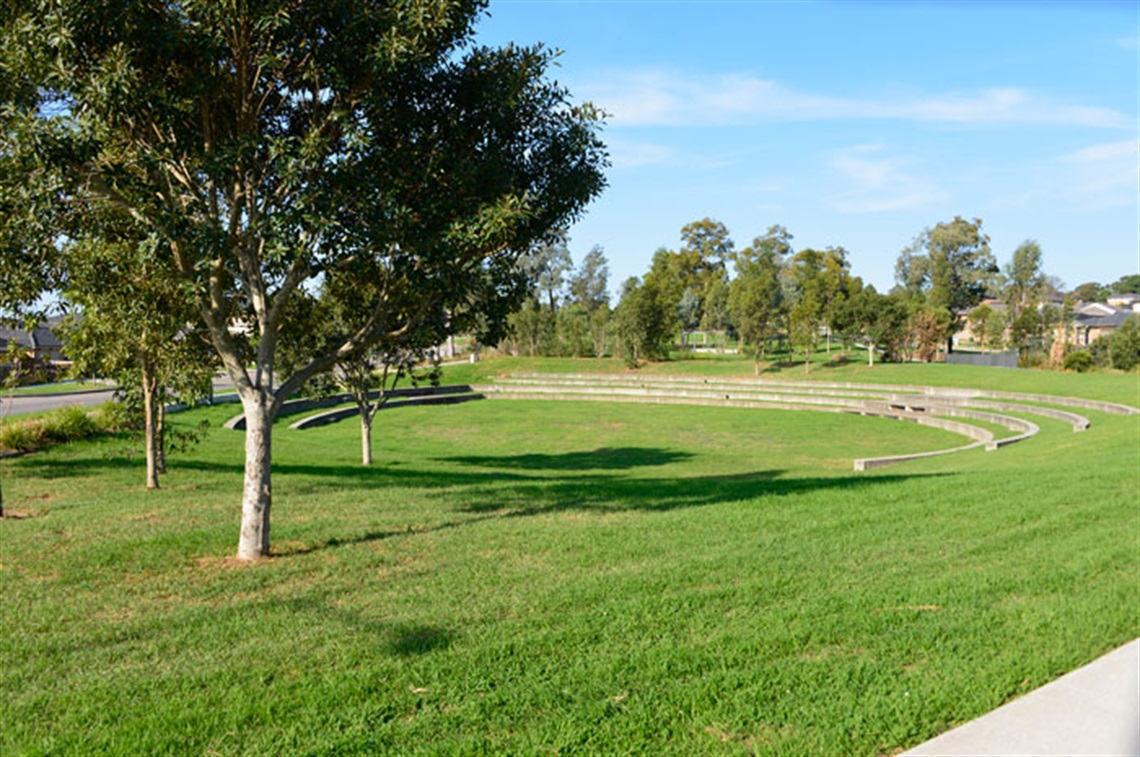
<box><xmin>903</xmin><ymin>638</ymin><xmax>1140</xmax><ymax>756</ymax></box>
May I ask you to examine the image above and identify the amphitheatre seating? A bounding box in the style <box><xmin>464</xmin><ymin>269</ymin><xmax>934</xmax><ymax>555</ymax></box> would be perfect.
<box><xmin>471</xmin><ymin>372</ymin><xmax>1136</xmax><ymax>471</ymax></box>
<box><xmin>223</xmin><ymin>385</ymin><xmax>483</xmax><ymax>431</ymax></box>
<box><xmin>221</xmin><ymin>370</ymin><xmax>1136</xmax><ymax>472</ymax></box>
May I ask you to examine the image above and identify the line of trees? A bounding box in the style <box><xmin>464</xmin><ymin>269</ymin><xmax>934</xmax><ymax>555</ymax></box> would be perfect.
<box><xmin>503</xmin><ymin>232</ymin><xmax>613</xmax><ymax>359</ymax></box>
<box><xmin>509</xmin><ymin>215</ymin><xmax>1138</xmax><ymax>372</ymax></box>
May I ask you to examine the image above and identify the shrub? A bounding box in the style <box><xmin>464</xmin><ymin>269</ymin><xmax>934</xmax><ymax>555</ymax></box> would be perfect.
<box><xmin>1108</xmin><ymin>316</ymin><xmax>1140</xmax><ymax>372</ymax></box>
<box><xmin>42</xmin><ymin>406</ymin><xmax>99</xmax><ymax>443</ymax></box>
<box><xmin>92</xmin><ymin>400</ymin><xmax>141</xmax><ymax>433</ymax></box>
<box><xmin>0</xmin><ymin>420</ymin><xmax>47</xmax><ymax>453</ymax></box>
<box><xmin>0</xmin><ymin>406</ymin><xmax>100</xmax><ymax>454</ymax></box>
<box><xmin>1062</xmin><ymin>350</ymin><xmax>1094</xmax><ymax>373</ymax></box>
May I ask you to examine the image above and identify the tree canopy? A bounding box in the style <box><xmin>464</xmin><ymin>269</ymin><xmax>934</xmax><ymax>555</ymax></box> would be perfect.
<box><xmin>2</xmin><ymin>0</ymin><xmax>607</xmax><ymax>557</ymax></box>
<box><xmin>895</xmin><ymin>216</ymin><xmax>998</xmax><ymax>353</ymax></box>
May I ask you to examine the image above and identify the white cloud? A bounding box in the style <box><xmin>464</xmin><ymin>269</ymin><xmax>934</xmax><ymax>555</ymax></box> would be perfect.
<box><xmin>579</xmin><ymin>69</ymin><xmax>1133</xmax><ymax>130</ymax></box>
<box><xmin>1058</xmin><ymin>139</ymin><xmax>1140</xmax><ymax>209</ymax></box>
<box><xmin>605</xmin><ymin>137</ymin><xmax>675</xmax><ymax>169</ymax></box>
<box><xmin>993</xmin><ymin>139</ymin><xmax>1139</xmax><ymax>213</ymax></box>
<box><xmin>826</xmin><ymin>144</ymin><xmax>946</xmax><ymax>213</ymax></box>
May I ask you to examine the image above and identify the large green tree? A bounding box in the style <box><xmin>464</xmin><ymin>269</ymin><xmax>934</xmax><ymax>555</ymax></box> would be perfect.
<box><xmin>1110</xmin><ymin>274</ymin><xmax>1140</xmax><ymax>295</ymax></box>
<box><xmin>783</xmin><ymin>248</ymin><xmax>826</xmax><ymax>369</ymax></box>
<box><xmin>727</xmin><ymin>227</ymin><xmax>791</xmax><ymax>371</ymax></box>
<box><xmin>1002</xmin><ymin>240</ymin><xmax>1046</xmax><ymax>324</ymax></box>
<box><xmin>837</xmin><ymin>285</ymin><xmax>908</xmax><ymax>366</ymax></box>
<box><xmin>0</xmin><ymin>42</ymin><xmax>66</xmax><ymax>516</ymax></box>
<box><xmin>568</xmin><ymin>245</ymin><xmax>610</xmax><ymax>314</ymax></box>
<box><xmin>3</xmin><ymin>0</ymin><xmax>606</xmax><ymax>559</ymax></box>
<box><xmin>895</xmin><ymin>216</ymin><xmax>998</xmax><ymax>354</ymax></box>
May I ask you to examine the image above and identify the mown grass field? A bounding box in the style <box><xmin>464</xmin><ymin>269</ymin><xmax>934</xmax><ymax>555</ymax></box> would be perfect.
<box><xmin>2</xmin><ymin>355</ymin><xmax>1137</xmax><ymax>755</ymax></box>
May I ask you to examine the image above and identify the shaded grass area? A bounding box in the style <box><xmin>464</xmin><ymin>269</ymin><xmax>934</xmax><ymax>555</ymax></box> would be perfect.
<box><xmin>1</xmin><ymin>368</ymin><xmax>1137</xmax><ymax>755</ymax></box>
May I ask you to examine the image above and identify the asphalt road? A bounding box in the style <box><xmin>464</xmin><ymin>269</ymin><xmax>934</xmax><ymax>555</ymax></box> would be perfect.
<box><xmin>2</xmin><ymin>387</ymin><xmax>118</xmax><ymax>417</ymax></box>
<box><xmin>2</xmin><ymin>377</ymin><xmax>236</xmax><ymax>418</ymax></box>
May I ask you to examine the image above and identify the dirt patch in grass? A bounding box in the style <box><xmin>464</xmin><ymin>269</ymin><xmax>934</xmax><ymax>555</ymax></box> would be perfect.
<box><xmin>196</xmin><ymin>554</ymin><xmax>265</xmax><ymax>571</ymax></box>
<box><xmin>0</xmin><ymin>508</ymin><xmax>44</xmax><ymax>519</ymax></box>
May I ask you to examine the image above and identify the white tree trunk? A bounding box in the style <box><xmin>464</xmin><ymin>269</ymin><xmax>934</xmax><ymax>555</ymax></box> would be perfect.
<box><xmin>142</xmin><ymin>366</ymin><xmax>160</xmax><ymax>490</ymax></box>
<box><xmin>155</xmin><ymin>401</ymin><xmax>167</xmax><ymax>475</ymax></box>
<box><xmin>237</xmin><ymin>394</ymin><xmax>273</xmax><ymax>560</ymax></box>
<box><xmin>361</xmin><ymin>412</ymin><xmax>373</xmax><ymax>466</ymax></box>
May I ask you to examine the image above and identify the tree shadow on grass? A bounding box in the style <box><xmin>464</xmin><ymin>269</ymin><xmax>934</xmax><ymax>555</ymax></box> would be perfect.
<box><xmin>385</xmin><ymin>624</ymin><xmax>456</xmax><ymax>656</ymax></box>
<box><xmin>452</xmin><ymin>468</ymin><xmax>944</xmax><ymax>518</ymax></box>
<box><xmin>273</xmin><ymin>597</ymin><xmax>456</xmax><ymax>656</ymax></box>
<box><xmin>442</xmin><ymin>446</ymin><xmax>693</xmax><ymax>471</ymax></box>
<box><xmin>12</xmin><ymin>444</ymin><xmax>949</xmax><ymax>556</ymax></box>
<box><xmin>262</xmin><ymin>454</ymin><xmax>948</xmax><ymax>558</ymax></box>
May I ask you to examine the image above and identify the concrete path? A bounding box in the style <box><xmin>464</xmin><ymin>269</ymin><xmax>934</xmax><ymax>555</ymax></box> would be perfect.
<box><xmin>903</xmin><ymin>639</ymin><xmax>1140</xmax><ymax>756</ymax></box>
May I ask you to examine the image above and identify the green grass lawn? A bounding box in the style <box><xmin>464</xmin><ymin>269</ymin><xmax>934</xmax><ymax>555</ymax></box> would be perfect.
<box><xmin>2</xmin><ymin>356</ymin><xmax>1137</xmax><ymax>755</ymax></box>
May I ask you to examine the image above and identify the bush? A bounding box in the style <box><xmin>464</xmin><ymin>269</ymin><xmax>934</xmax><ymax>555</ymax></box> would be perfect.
<box><xmin>42</xmin><ymin>406</ymin><xmax>99</xmax><ymax>443</ymax></box>
<box><xmin>0</xmin><ymin>406</ymin><xmax>100</xmax><ymax>454</ymax></box>
<box><xmin>0</xmin><ymin>420</ymin><xmax>47</xmax><ymax>453</ymax></box>
<box><xmin>1108</xmin><ymin>316</ymin><xmax>1140</xmax><ymax>372</ymax></box>
<box><xmin>92</xmin><ymin>400</ymin><xmax>141</xmax><ymax>433</ymax></box>
<box><xmin>1062</xmin><ymin>351</ymin><xmax>1094</xmax><ymax>373</ymax></box>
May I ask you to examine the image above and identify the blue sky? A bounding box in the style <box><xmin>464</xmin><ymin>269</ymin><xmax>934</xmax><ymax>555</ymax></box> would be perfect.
<box><xmin>473</xmin><ymin>0</ymin><xmax>1139</xmax><ymax>295</ymax></box>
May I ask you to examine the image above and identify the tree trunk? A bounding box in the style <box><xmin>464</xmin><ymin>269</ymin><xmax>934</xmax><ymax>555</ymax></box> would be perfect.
<box><xmin>237</xmin><ymin>394</ymin><xmax>273</xmax><ymax>560</ymax></box>
<box><xmin>361</xmin><ymin>411</ymin><xmax>373</xmax><ymax>466</ymax></box>
<box><xmin>142</xmin><ymin>364</ymin><xmax>160</xmax><ymax>490</ymax></box>
<box><xmin>868</xmin><ymin>341</ymin><xmax>875</xmax><ymax>367</ymax></box>
<box><xmin>155</xmin><ymin>400</ymin><xmax>167</xmax><ymax>475</ymax></box>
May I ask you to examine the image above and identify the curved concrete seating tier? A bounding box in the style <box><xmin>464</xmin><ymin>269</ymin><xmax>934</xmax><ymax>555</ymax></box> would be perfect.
<box><xmin>224</xmin><ymin>385</ymin><xmax>481</xmax><ymax>431</ymax></box>
<box><xmin>288</xmin><ymin>389</ymin><xmax>483</xmax><ymax>430</ymax></box>
<box><xmin>216</xmin><ymin>370</ymin><xmax>1134</xmax><ymax>472</ymax></box>
<box><xmin>508</xmin><ymin>372</ymin><xmax>1139</xmax><ymax>415</ymax></box>
<box><xmin>481</xmin><ymin>372</ymin><xmax>1138</xmax><ymax>471</ymax></box>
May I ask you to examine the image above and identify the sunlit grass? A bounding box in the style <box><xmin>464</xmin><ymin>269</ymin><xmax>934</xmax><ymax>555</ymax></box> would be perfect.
<box><xmin>1</xmin><ymin>357</ymin><xmax>1136</xmax><ymax>755</ymax></box>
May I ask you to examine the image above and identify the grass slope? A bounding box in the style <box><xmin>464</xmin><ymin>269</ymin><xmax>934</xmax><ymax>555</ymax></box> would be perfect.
<box><xmin>1</xmin><ymin>356</ymin><xmax>1137</xmax><ymax>755</ymax></box>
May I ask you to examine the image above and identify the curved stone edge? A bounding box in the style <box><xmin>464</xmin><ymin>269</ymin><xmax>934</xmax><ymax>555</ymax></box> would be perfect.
<box><xmin>482</xmin><ymin>382</ymin><xmax>1038</xmax><ymax>445</ymax></box>
<box><xmin>288</xmin><ymin>392</ymin><xmax>484</xmax><ymax>430</ymax></box>
<box><xmin>508</xmin><ymin>372</ymin><xmax>1140</xmax><ymax>415</ymax></box>
<box><xmin>223</xmin><ymin>385</ymin><xmax>477</xmax><ymax>431</ymax></box>
<box><xmin>473</xmin><ymin>387</ymin><xmax>998</xmax><ymax>471</ymax></box>
<box><xmin>501</xmin><ymin>375</ymin><xmax>1101</xmax><ymax>432</ymax></box>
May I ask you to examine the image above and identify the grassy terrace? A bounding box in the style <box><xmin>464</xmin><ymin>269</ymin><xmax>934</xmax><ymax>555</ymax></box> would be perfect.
<box><xmin>2</xmin><ymin>354</ymin><xmax>1137</xmax><ymax>755</ymax></box>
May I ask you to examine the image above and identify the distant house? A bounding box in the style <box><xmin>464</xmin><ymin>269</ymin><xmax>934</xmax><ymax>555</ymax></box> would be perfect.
<box><xmin>955</xmin><ymin>295</ymin><xmax>1138</xmax><ymax>351</ymax></box>
<box><xmin>1073</xmin><ymin>301</ymin><xmax>1136</xmax><ymax>347</ymax></box>
<box><xmin>0</xmin><ymin>315</ymin><xmax>67</xmax><ymax>364</ymax></box>
<box><xmin>1105</xmin><ymin>292</ymin><xmax>1140</xmax><ymax>310</ymax></box>
<box><xmin>954</xmin><ymin>298</ymin><xmax>1007</xmax><ymax>349</ymax></box>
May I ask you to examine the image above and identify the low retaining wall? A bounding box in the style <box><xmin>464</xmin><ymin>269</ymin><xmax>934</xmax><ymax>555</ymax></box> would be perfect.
<box><xmin>945</xmin><ymin>351</ymin><xmax>1019</xmax><ymax>368</ymax></box>
<box><xmin>289</xmin><ymin>392</ymin><xmax>484</xmax><ymax>430</ymax></box>
<box><xmin>224</xmin><ymin>385</ymin><xmax>477</xmax><ymax>431</ymax></box>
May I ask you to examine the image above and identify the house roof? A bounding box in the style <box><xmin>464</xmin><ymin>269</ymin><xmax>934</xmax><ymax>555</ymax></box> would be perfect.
<box><xmin>0</xmin><ymin>316</ymin><xmax>64</xmax><ymax>352</ymax></box>
<box><xmin>1074</xmin><ymin>306</ymin><xmax>1134</xmax><ymax>330</ymax></box>
<box><xmin>1075</xmin><ymin>302</ymin><xmax>1117</xmax><ymax>317</ymax></box>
